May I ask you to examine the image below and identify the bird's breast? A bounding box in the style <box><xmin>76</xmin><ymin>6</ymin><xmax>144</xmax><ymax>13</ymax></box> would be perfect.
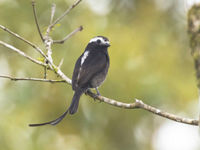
<box><xmin>90</xmin><ymin>61</ymin><xmax>109</xmax><ymax>88</ymax></box>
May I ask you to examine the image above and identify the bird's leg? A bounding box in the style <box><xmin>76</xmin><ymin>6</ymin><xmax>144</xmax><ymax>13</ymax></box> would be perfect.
<box><xmin>95</xmin><ymin>87</ymin><xmax>101</xmax><ymax>96</ymax></box>
<box><xmin>95</xmin><ymin>88</ymin><xmax>102</xmax><ymax>103</ymax></box>
<box><xmin>85</xmin><ymin>88</ymin><xmax>101</xmax><ymax>102</ymax></box>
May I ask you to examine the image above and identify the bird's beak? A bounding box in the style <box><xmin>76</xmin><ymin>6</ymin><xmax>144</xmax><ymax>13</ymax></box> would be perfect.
<box><xmin>105</xmin><ymin>42</ymin><xmax>110</xmax><ymax>47</ymax></box>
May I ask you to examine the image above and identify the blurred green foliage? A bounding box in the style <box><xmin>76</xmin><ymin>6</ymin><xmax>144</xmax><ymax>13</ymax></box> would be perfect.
<box><xmin>0</xmin><ymin>0</ymin><xmax>198</xmax><ymax>150</ymax></box>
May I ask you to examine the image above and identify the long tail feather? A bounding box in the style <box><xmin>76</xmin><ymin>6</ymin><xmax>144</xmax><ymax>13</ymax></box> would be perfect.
<box><xmin>29</xmin><ymin>88</ymin><xmax>84</xmax><ymax>127</ymax></box>
<box><xmin>29</xmin><ymin>108</ymin><xmax>69</xmax><ymax>127</ymax></box>
<box><xmin>69</xmin><ymin>88</ymin><xmax>84</xmax><ymax>114</ymax></box>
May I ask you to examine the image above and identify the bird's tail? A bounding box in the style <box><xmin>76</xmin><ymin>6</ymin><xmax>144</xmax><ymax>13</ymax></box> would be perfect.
<box><xmin>69</xmin><ymin>88</ymin><xmax>84</xmax><ymax>114</ymax></box>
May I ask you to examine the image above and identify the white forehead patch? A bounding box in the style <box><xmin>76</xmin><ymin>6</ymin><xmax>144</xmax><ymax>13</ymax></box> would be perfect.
<box><xmin>89</xmin><ymin>37</ymin><xmax>110</xmax><ymax>45</ymax></box>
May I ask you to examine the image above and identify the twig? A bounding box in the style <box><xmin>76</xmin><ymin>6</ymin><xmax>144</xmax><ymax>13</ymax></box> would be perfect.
<box><xmin>47</xmin><ymin>0</ymin><xmax>82</xmax><ymax>34</ymax></box>
<box><xmin>44</xmin><ymin>67</ymin><xmax>47</xmax><ymax>79</ymax></box>
<box><xmin>135</xmin><ymin>99</ymin><xmax>198</xmax><ymax>126</ymax></box>
<box><xmin>45</xmin><ymin>38</ymin><xmax>53</xmax><ymax>65</ymax></box>
<box><xmin>0</xmin><ymin>40</ymin><xmax>46</xmax><ymax>67</ymax></box>
<box><xmin>0</xmin><ymin>25</ymin><xmax>46</xmax><ymax>58</ymax></box>
<box><xmin>0</xmin><ymin>75</ymin><xmax>66</xmax><ymax>83</ymax></box>
<box><xmin>32</xmin><ymin>0</ymin><xmax>44</xmax><ymax>42</ymax></box>
<box><xmin>58</xmin><ymin>58</ymin><xmax>64</xmax><ymax>69</ymax></box>
<box><xmin>50</xmin><ymin>3</ymin><xmax>56</xmax><ymax>24</ymax></box>
<box><xmin>53</xmin><ymin>26</ymin><xmax>83</xmax><ymax>44</ymax></box>
<box><xmin>51</xmin><ymin>64</ymin><xmax>72</xmax><ymax>84</ymax></box>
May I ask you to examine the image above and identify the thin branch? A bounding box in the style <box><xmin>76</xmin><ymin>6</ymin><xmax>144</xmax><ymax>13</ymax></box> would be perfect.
<box><xmin>0</xmin><ymin>40</ymin><xmax>46</xmax><ymax>67</ymax></box>
<box><xmin>44</xmin><ymin>67</ymin><xmax>47</xmax><ymax>79</ymax></box>
<box><xmin>0</xmin><ymin>25</ymin><xmax>46</xmax><ymax>58</ymax></box>
<box><xmin>47</xmin><ymin>0</ymin><xmax>82</xmax><ymax>34</ymax></box>
<box><xmin>45</xmin><ymin>38</ymin><xmax>53</xmax><ymax>64</ymax></box>
<box><xmin>53</xmin><ymin>26</ymin><xmax>83</xmax><ymax>44</ymax></box>
<box><xmin>51</xmin><ymin>64</ymin><xmax>72</xmax><ymax>84</ymax></box>
<box><xmin>58</xmin><ymin>58</ymin><xmax>64</xmax><ymax>69</ymax></box>
<box><xmin>0</xmin><ymin>75</ymin><xmax>66</xmax><ymax>83</ymax></box>
<box><xmin>85</xmin><ymin>91</ymin><xmax>199</xmax><ymax>126</ymax></box>
<box><xmin>32</xmin><ymin>0</ymin><xmax>44</xmax><ymax>42</ymax></box>
<box><xmin>136</xmin><ymin>99</ymin><xmax>198</xmax><ymax>126</ymax></box>
<box><xmin>50</xmin><ymin>3</ymin><xmax>56</xmax><ymax>24</ymax></box>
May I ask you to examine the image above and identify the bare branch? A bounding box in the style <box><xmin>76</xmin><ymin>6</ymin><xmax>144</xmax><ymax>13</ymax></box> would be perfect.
<box><xmin>45</xmin><ymin>38</ymin><xmax>53</xmax><ymax>64</ymax></box>
<box><xmin>31</xmin><ymin>0</ymin><xmax>44</xmax><ymax>42</ymax></box>
<box><xmin>135</xmin><ymin>99</ymin><xmax>198</xmax><ymax>126</ymax></box>
<box><xmin>0</xmin><ymin>25</ymin><xmax>46</xmax><ymax>58</ymax></box>
<box><xmin>0</xmin><ymin>40</ymin><xmax>46</xmax><ymax>67</ymax></box>
<box><xmin>50</xmin><ymin>3</ymin><xmax>56</xmax><ymax>24</ymax></box>
<box><xmin>53</xmin><ymin>26</ymin><xmax>83</xmax><ymax>44</ymax></box>
<box><xmin>0</xmin><ymin>75</ymin><xmax>66</xmax><ymax>83</ymax></box>
<box><xmin>84</xmin><ymin>91</ymin><xmax>199</xmax><ymax>126</ymax></box>
<box><xmin>51</xmin><ymin>65</ymin><xmax>72</xmax><ymax>85</ymax></box>
<box><xmin>47</xmin><ymin>0</ymin><xmax>82</xmax><ymax>34</ymax></box>
<box><xmin>44</xmin><ymin>67</ymin><xmax>47</xmax><ymax>79</ymax></box>
<box><xmin>58</xmin><ymin>58</ymin><xmax>64</xmax><ymax>69</ymax></box>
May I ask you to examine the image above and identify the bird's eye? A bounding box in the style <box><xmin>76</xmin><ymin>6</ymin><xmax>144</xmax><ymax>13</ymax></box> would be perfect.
<box><xmin>97</xmin><ymin>39</ymin><xmax>101</xmax><ymax>44</ymax></box>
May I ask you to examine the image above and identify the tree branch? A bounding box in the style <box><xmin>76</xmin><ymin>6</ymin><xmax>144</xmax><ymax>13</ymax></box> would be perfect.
<box><xmin>46</xmin><ymin>0</ymin><xmax>82</xmax><ymax>34</ymax></box>
<box><xmin>0</xmin><ymin>40</ymin><xmax>46</xmax><ymax>67</ymax></box>
<box><xmin>0</xmin><ymin>25</ymin><xmax>46</xmax><ymax>58</ymax></box>
<box><xmin>0</xmin><ymin>75</ymin><xmax>66</xmax><ymax>83</ymax></box>
<box><xmin>31</xmin><ymin>0</ymin><xmax>44</xmax><ymax>42</ymax></box>
<box><xmin>58</xmin><ymin>58</ymin><xmax>64</xmax><ymax>69</ymax></box>
<box><xmin>50</xmin><ymin>3</ymin><xmax>56</xmax><ymax>24</ymax></box>
<box><xmin>53</xmin><ymin>26</ymin><xmax>83</xmax><ymax>44</ymax></box>
<box><xmin>85</xmin><ymin>90</ymin><xmax>199</xmax><ymax>126</ymax></box>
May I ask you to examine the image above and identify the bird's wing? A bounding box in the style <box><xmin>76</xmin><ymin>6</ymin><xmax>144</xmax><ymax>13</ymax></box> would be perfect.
<box><xmin>72</xmin><ymin>55</ymin><xmax>82</xmax><ymax>90</ymax></box>
<box><xmin>72</xmin><ymin>51</ymin><xmax>108</xmax><ymax>90</ymax></box>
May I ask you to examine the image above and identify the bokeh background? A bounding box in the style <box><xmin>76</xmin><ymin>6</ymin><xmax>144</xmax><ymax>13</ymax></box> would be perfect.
<box><xmin>0</xmin><ymin>0</ymin><xmax>200</xmax><ymax>150</ymax></box>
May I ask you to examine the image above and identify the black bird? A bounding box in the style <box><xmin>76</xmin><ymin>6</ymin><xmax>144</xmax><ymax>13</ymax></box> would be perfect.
<box><xmin>29</xmin><ymin>36</ymin><xmax>110</xmax><ymax>126</ymax></box>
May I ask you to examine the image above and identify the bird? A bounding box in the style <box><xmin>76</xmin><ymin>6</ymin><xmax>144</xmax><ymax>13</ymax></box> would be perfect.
<box><xmin>29</xmin><ymin>36</ymin><xmax>110</xmax><ymax>127</ymax></box>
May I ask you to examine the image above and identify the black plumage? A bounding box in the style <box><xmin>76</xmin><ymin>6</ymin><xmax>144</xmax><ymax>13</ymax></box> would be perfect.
<box><xmin>29</xmin><ymin>36</ymin><xmax>110</xmax><ymax>127</ymax></box>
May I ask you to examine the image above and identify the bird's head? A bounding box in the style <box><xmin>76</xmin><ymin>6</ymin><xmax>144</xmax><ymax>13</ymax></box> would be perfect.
<box><xmin>88</xmin><ymin>36</ymin><xmax>110</xmax><ymax>48</ymax></box>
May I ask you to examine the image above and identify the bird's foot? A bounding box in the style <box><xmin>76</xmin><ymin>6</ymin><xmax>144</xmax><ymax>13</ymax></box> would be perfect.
<box><xmin>85</xmin><ymin>88</ymin><xmax>102</xmax><ymax>102</ymax></box>
<box><xmin>85</xmin><ymin>89</ymin><xmax>92</xmax><ymax>95</ymax></box>
<box><xmin>85</xmin><ymin>89</ymin><xmax>97</xmax><ymax>102</ymax></box>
